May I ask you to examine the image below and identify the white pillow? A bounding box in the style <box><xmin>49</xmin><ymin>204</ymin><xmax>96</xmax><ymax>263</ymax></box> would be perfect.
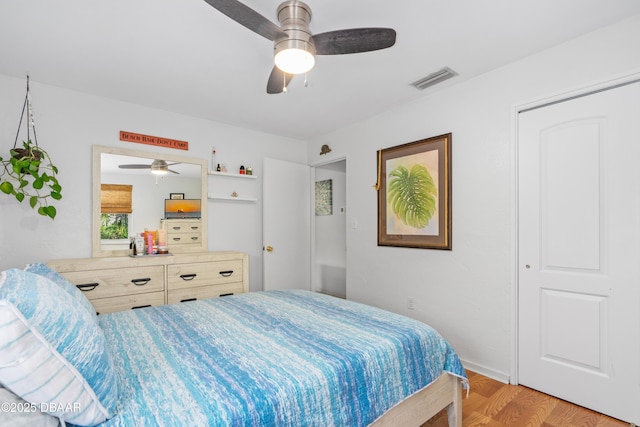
<box><xmin>0</xmin><ymin>269</ymin><xmax>119</xmax><ymax>426</ymax></box>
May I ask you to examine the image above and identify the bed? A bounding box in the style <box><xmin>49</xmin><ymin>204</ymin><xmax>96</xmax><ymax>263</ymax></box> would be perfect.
<box><xmin>0</xmin><ymin>266</ymin><xmax>467</xmax><ymax>427</ymax></box>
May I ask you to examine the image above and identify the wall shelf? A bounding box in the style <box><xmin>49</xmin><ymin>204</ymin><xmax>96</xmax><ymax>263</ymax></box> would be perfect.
<box><xmin>208</xmin><ymin>171</ymin><xmax>258</xmax><ymax>202</ymax></box>
<box><xmin>207</xmin><ymin>193</ymin><xmax>257</xmax><ymax>202</ymax></box>
<box><xmin>208</xmin><ymin>171</ymin><xmax>257</xmax><ymax>179</ymax></box>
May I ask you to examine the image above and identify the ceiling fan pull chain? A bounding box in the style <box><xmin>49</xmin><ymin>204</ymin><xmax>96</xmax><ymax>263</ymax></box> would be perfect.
<box><xmin>283</xmin><ymin>73</ymin><xmax>287</xmax><ymax>93</ymax></box>
<box><xmin>304</xmin><ymin>72</ymin><xmax>308</xmax><ymax>87</ymax></box>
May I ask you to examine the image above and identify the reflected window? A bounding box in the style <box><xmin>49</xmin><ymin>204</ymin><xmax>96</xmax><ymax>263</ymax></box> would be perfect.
<box><xmin>100</xmin><ymin>213</ymin><xmax>130</xmax><ymax>240</ymax></box>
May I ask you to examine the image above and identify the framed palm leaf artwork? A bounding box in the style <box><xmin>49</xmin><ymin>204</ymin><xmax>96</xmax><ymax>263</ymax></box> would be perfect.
<box><xmin>377</xmin><ymin>133</ymin><xmax>452</xmax><ymax>249</ymax></box>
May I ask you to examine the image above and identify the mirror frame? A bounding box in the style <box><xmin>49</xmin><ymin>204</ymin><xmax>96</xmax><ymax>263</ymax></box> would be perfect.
<box><xmin>92</xmin><ymin>145</ymin><xmax>208</xmax><ymax>257</ymax></box>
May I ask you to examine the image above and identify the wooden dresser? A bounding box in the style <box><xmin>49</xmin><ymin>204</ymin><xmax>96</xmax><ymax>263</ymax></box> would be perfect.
<box><xmin>160</xmin><ymin>219</ymin><xmax>203</xmax><ymax>253</ymax></box>
<box><xmin>47</xmin><ymin>251</ymin><xmax>248</xmax><ymax>315</ymax></box>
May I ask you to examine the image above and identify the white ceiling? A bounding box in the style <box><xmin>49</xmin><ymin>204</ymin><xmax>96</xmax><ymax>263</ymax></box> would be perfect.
<box><xmin>2</xmin><ymin>0</ymin><xmax>639</xmax><ymax>140</ymax></box>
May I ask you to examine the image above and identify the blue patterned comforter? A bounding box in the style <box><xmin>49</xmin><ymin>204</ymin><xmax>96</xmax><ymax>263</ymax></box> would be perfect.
<box><xmin>94</xmin><ymin>290</ymin><xmax>467</xmax><ymax>427</ymax></box>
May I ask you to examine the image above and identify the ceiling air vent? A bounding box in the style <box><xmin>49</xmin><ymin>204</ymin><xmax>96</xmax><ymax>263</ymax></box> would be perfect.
<box><xmin>411</xmin><ymin>67</ymin><xmax>458</xmax><ymax>90</ymax></box>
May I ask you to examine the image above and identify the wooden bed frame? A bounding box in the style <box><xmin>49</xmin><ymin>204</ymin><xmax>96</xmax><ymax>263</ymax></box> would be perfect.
<box><xmin>370</xmin><ymin>373</ymin><xmax>463</xmax><ymax>427</ymax></box>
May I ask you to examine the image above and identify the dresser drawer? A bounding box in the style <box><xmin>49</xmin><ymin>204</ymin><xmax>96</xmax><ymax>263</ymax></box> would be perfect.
<box><xmin>167</xmin><ymin>282</ymin><xmax>244</xmax><ymax>304</ymax></box>
<box><xmin>165</xmin><ymin>221</ymin><xmax>202</xmax><ymax>233</ymax></box>
<box><xmin>167</xmin><ymin>233</ymin><xmax>202</xmax><ymax>245</ymax></box>
<box><xmin>91</xmin><ymin>291</ymin><xmax>165</xmax><ymax>315</ymax></box>
<box><xmin>61</xmin><ymin>266</ymin><xmax>164</xmax><ymax>300</ymax></box>
<box><xmin>167</xmin><ymin>260</ymin><xmax>243</xmax><ymax>290</ymax></box>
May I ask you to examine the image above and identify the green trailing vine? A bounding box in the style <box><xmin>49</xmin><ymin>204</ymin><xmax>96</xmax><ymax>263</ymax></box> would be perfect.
<box><xmin>0</xmin><ymin>140</ymin><xmax>62</xmax><ymax>219</ymax></box>
<box><xmin>387</xmin><ymin>164</ymin><xmax>437</xmax><ymax>229</ymax></box>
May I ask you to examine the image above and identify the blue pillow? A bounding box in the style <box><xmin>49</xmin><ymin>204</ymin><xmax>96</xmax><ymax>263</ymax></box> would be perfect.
<box><xmin>25</xmin><ymin>263</ymin><xmax>97</xmax><ymax>321</ymax></box>
<box><xmin>0</xmin><ymin>269</ymin><xmax>118</xmax><ymax>426</ymax></box>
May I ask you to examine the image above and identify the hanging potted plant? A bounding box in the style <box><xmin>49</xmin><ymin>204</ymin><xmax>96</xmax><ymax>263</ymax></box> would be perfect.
<box><xmin>0</xmin><ymin>77</ymin><xmax>62</xmax><ymax>219</ymax></box>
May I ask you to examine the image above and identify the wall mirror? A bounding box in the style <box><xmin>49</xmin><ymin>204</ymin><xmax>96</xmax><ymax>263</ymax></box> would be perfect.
<box><xmin>92</xmin><ymin>145</ymin><xmax>208</xmax><ymax>257</ymax></box>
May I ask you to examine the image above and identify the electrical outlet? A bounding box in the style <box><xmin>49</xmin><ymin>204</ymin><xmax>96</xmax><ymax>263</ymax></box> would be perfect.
<box><xmin>407</xmin><ymin>297</ymin><xmax>415</xmax><ymax>310</ymax></box>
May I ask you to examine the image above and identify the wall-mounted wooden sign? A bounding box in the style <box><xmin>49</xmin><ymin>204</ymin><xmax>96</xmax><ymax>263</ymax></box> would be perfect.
<box><xmin>120</xmin><ymin>131</ymin><xmax>188</xmax><ymax>151</ymax></box>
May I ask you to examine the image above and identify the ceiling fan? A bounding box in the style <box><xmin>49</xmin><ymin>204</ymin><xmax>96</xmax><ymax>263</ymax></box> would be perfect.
<box><xmin>118</xmin><ymin>160</ymin><xmax>181</xmax><ymax>175</ymax></box>
<box><xmin>203</xmin><ymin>0</ymin><xmax>397</xmax><ymax>93</ymax></box>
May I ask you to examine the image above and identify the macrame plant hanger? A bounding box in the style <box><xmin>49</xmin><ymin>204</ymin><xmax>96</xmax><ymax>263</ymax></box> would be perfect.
<box><xmin>2</xmin><ymin>75</ymin><xmax>61</xmax><ymax>219</ymax></box>
<box><xmin>13</xmin><ymin>75</ymin><xmax>38</xmax><ymax>151</ymax></box>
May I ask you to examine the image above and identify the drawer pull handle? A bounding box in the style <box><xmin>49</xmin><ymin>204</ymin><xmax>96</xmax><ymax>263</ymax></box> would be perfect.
<box><xmin>132</xmin><ymin>305</ymin><xmax>152</xmax><ymax>310</ymax></box>
<box><xmin>172</xmin><ymin>226</ymin><xmax>181</xmax><ymax>230</ymax></box>
<box><xmin>180</xmin><ymin>298</ymin><xmax>197</xmax><ymax>303</ymax></box>
<box><xmin>220</xmin><ymin>293</ymin><xmax>234</xmax><ymax>297</ymax></box>
<box><xmin>180</xmin><ymin>273</ymin><xmax>197</xmax><ymax>281</ymax></box>
<box><xmin>131</xmin><ymin>278</ymin><xmax>151</xmax><ymax>286</ymax></box>
<box><xmin>76</xmin><ymin>283</ymin><xmax>99</xmax><ymax>292</ymax></box>
<box><xmin>190</xmin><ymin>237</ymin><xmax>199</xmax><ymax>241</ymax></box>
<box><xmin>219</xmin><ymin>270</ymin><xmax>234</xmax><ymax>277</ymax></box>
<box><xmin>172</xmin><ymin>237</ymin><xmax>182</xmax><ymax>242</ymax></box>
<box><xmin>190</xmin><ymin>226</ymin><xmax>199</xmax><ymax>230</ymax></box>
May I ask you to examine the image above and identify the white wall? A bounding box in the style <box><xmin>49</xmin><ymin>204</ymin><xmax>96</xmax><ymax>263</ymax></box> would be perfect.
<box><xmin>307</xmin><ymin>15</ymin><xmax>640</xmax><ymax>380</ymax></box>
<box><xmin>0</xmin><ymin>76</ymin><xmax>308</xmax><ymax>291</ymax></box>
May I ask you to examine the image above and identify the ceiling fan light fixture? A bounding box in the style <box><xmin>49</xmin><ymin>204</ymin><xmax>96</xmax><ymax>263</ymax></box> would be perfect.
<box><xmin>274</xmin><ymin>40</ymin><xmax>315</xmax><ymax>74</ymax></box>
<box><xmin>275</xmin><ymin>48</ymin><xmax>315</xmax><ymax>74</ymax></box>
<box><xmin>151</xmin><ymin>159</ymin><xmax>169</xmax><ymax>175</ymax></box>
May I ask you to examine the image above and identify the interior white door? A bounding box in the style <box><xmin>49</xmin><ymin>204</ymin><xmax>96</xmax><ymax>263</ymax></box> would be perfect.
<box><xmin>263</xmin><ymin>158</ymin><xmax>311</xmax><ymax>291</ymax></box>
<box><xmin>518</xmin><ymin>82</ymin><xmax>640</xmax><ymax>424</ymax></box>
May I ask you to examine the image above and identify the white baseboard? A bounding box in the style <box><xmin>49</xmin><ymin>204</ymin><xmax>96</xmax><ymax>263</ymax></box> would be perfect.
<box><xmin>460</xmin><ymin>359</ymin><xmax>511</xmax><ymax>384</ymax></box>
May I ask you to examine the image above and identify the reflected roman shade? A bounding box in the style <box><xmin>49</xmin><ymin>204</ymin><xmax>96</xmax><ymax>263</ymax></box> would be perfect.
<box><xmin>101</xmin><ymin>184</ymin><xmax>132</xmax><ymax>214</ymax></box>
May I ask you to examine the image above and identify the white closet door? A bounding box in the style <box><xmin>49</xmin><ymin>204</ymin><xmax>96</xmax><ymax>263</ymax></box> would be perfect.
<box><xmin>518</xmin><ymin>82</ymin><xmax>640</xmax><ymax>424</ymax></box>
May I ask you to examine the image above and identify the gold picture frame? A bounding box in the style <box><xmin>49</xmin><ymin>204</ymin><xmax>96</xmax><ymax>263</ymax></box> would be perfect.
<box><xmin>377</xmin><ymin>133</ymin><xmax>452</xmax><ymax>250</ymax></box>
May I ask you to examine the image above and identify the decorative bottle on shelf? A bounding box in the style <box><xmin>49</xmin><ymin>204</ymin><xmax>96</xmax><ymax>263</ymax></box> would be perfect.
<box><xmin>239</xmin><ymin>165</ymin><xmax>245</xmax><ymax>175</ymax></box>
<box><xmin>216</xmin><ymin>163</ymin><xmax>221</xmax><ymax>172</ymax></box>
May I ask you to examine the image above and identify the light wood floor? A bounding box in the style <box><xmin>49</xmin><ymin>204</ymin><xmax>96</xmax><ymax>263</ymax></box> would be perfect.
<box><xmin>423</xmin><ymin>371</ymin><xmax>632</xmax><ymax>427</ymax></box>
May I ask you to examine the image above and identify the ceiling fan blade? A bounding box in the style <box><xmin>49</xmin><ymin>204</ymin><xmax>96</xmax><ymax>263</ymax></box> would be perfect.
<box><xmin>267</xmin><ymin>66</ymin><xmax>294</xmax><ymax>94</ymax></box>
<box><xmin>312</xmin><ymin>28</ymin><xmax>396</xmax><ymax>55</ymax></box>
<box><xmin>168</xmin><ymin>169</ymin><xmax>180</xmax><ymax>174</ymax></box>
<box><xmin>119</xmin><ymin>164</ymin><xmax>151</xmax><ymax>169</ymax></box>
<box><xmin>203</xmin><ymin>0</ymin><xmax>287</xmax><ymax>41</ymax></box>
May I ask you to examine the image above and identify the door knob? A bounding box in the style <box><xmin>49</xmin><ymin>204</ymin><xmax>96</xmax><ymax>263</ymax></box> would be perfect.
<box><xmin>265</xmin><ymin>245</ymin><xmax>274</xmax><ymax>252</ymax></box>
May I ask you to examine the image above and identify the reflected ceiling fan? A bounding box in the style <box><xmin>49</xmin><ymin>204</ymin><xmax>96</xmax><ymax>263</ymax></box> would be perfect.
<box><xmin>203</xmin><ymin>0</ymin><xmax>396</xmax><ymax>93</ymax></box>
<box><xmin>118</xmin><ymin>160</ymin><xmax>181</xmax><ymax>175</ymax></box>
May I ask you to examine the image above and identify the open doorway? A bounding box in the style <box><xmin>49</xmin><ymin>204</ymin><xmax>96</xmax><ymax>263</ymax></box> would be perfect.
<box><xmin>312</xmin><ymin>158</ymin><xmax>347</xmax><ymax>298</ymax></box>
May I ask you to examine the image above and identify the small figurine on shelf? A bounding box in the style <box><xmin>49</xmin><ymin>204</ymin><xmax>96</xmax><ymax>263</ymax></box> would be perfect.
<box><xmin>246</xmin><ymin>167</ymin><xmax>253</xmax><ymax>176</ymax></box>
<box><xmin>216</xmin><ymin>163</ymin><xmax>221</xmax><ymax>172</ymax></box>
<box><xmin>239</xmin><ymin>165</ymin><xmax>245</xmax><ymax>175</ymax></box>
